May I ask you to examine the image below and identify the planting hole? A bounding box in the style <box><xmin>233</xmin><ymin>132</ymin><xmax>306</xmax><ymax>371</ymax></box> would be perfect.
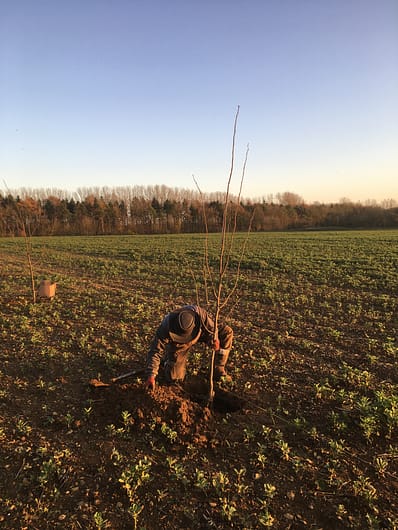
<box><xmin>184</xmin><ymin>377</ymin><xmax>245</xmax><ymax>413</ymax></box>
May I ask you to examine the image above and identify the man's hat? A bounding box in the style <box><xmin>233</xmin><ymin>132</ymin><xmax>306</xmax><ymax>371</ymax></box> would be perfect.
<box><xmin>169</xmin><ymin>309</ymin><xmax>201</xmax><ymax>344</ymax></box>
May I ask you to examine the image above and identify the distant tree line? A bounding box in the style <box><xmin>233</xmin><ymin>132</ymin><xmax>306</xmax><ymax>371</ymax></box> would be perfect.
<box><xmin>1</xmin><ymin>186</ymin><xmax>397</xmax><ymax>237</ymax></box>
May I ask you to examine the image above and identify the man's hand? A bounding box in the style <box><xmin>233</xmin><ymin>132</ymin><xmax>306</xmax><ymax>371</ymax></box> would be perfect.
<box><xmin>146</xmin><ymin>376</ymin><xmax>155</xmax><ymax>391</ymax></box>
<box><xmin>213</xmin><ymin>338</ymin><xmax>220</xmax><ymax>350</ymax></box>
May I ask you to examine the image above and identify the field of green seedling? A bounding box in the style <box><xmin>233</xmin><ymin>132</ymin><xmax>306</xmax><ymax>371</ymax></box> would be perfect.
<box><xmin>0</xmin><ymin>230</ymin><xmax>397</xmax><ymax>529</ymax></box>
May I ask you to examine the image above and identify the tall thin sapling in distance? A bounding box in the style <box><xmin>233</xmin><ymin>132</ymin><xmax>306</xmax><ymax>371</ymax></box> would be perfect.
<box><xmin>2</xmin><ymin>179</ymin><xmax>36</xmax><ymax>303</ymax></box>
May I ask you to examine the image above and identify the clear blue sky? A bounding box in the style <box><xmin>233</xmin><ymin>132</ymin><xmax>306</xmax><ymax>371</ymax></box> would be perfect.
<box><xmin>1</xmin><ymin>0</ymin><xmax>397</xmax><ymax>203</ymax></box>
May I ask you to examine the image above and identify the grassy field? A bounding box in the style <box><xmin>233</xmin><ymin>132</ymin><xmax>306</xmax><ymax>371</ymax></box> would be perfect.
<box><xmin>0</xmin><ymin>230</ymin><xmax>397</xmax><ymax>529</ymax></box>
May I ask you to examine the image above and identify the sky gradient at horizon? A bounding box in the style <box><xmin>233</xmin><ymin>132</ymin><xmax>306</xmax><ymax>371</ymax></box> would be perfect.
<box><xmin>1</xmin><ymin>0</ymin><xmax>397</xmax><ymax>203</ymax></box>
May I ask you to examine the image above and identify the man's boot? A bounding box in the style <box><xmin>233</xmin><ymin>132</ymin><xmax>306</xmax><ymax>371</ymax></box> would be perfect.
<box><xmin>213</xmin><ymin>349</ymin><xmax>231</xmax><ymax>382</ymax></box>
<box><xmin>164</xmin><ymin>351</ymin><xmax>188</xmax><ymax>383</ymax></box>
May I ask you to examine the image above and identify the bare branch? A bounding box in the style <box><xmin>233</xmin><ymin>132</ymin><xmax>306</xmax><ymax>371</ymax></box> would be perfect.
<box><xmin>219</xmin><ymin>105</ymin><xmax>240</xmax><ymax>278</ymax></box>
<box><xmin>223</xmin><ymin>143</ymin><xmax>250</xmax><ymax>276</ymax></box>
<box><xmin>193</xmin><ymin>174</ymin><xmax>216</xmax><ymax>304</ymax></box>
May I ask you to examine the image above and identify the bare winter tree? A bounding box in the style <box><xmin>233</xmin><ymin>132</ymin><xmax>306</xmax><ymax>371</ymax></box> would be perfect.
<box><xmin>194</xmin><ymin>106</ymin><xmax>253</xmax><ymax>404</ymax></box>
<box><xmin>276</xmin><ymin>191</ymin><xmax>304</xmax><ymax>206</ymax></box>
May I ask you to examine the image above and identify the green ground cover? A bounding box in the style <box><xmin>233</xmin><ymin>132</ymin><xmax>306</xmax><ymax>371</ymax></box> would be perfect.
<box><xmin>0</xmin><ymin>230</ymin><xmax>397</xmax><ymax>529</ymax></box>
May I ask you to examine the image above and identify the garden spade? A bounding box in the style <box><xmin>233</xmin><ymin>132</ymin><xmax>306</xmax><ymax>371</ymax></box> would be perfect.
<box><xmin>89</xmin><ymin>367</ymin><xmax>145</xmax><ymax>388</ymax></box>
